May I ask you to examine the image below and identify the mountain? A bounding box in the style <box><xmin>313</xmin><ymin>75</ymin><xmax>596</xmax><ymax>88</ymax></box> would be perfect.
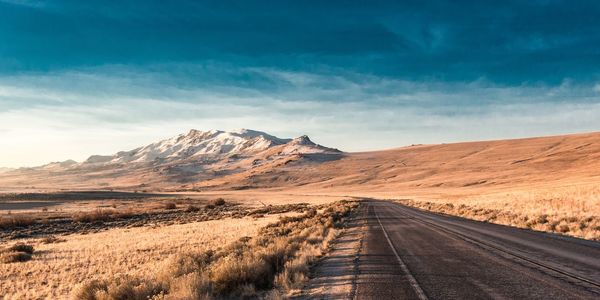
<box><xmin>206</xmin><ymin>131</ymin><xmax>600</xmax><ymax>194</ymax></box>
<box><xmin>0</xmin><ymin>129</ymin><xmax>341</xmax><ymax>190</ymax></box>
<box><xmin>5</xmin><ymin>129</ymin><xmax>599</xmax><ymax>195</ymax></box>
<box><xmin>82</xmin><ymin>129</ymin><xmax>294</xmax><ymax>165</ymax></box>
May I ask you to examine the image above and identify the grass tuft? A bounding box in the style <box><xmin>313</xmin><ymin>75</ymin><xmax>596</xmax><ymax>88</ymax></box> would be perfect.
<box><xmin>1</xmin><ymin>252</ymin><xmax>32</xmax><ymax>263</ymax></box>
<box><xmin>0</xmin><ymin>215</ymin><xmax>36</xmax><ymax>229</ymax></box>
<box><xmin>209</xmin><ymin>198</ymin><xmax>226</xmax><ymax>206</ymax></box>
<box><xmin>164</xmin><ymin>202</ymin><xmax>177</xmax><ymax>210</ymax></box>
<box><xmin>1</xmin><ymin>243</ymin><xmax>35</xmax><ymax>264</ymax></box>
<box><xmin>7</xmin><ymin>243</ymin><xmax>34</xmax><ymax>254</ymax></box>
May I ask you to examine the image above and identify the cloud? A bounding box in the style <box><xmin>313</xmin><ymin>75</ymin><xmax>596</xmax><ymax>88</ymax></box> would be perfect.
<box><xmin>1</xmin><ymin>65</ymin><xmax>600</xmax><ymax>167</ymax></box>
<box><xmin>1</xmin><ymin>1</ymin><xmax>600</xmax><ymax>84</ymax></box>
<box><xmin>0</xmin><ymin>0</ymin><xmax>44</xmax><ymax>8</ymax></box>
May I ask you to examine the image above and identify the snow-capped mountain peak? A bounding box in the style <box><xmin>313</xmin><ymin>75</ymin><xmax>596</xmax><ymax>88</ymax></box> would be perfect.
<box><xmin>2</xmin><ymin>129</ymin><xmax>343</xmax><ymax>189</ymax></box>
<box><xmin>83</xmin><ymin>129</ymin><xmax>316</xmax><ymax>165</ymax></box>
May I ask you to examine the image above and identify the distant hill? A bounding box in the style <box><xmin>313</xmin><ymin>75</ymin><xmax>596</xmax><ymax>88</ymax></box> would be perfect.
<box><xmin>0</xmin><ymin>129</ymin><xmax>341</xmax><ymax>190</ymax></box>
<box><xmin>192</xmin><ymin>131</ymin><xmax>600</xmax><ymax>195</ymax></box>
<box><xmin>2</xmin><ymin>130</ymin><xmax>600</xmax><ymax>195</ymax></box>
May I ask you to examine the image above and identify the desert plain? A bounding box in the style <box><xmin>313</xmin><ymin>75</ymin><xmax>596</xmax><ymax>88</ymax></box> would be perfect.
<box><xmin>1</xmin><ymin>130</ymin><xmax>599</xmax><ymax>299</ymax></box>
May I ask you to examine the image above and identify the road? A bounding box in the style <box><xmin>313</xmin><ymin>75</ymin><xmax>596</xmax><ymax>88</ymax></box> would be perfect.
<box><xmin>348</xmin><ymin>200</ymin><xmax>600</xmax><ymax>299</ymax></box>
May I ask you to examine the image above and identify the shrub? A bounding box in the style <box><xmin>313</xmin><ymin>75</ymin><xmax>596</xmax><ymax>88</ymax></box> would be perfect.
<box><xmin>0</xmin><ymin>215</ymin><xmax>36</xmax><ymax>229</ymax></box>
<box><xmin>1</xmin><ymin>252</ymin><xmax>32</xmax><ymax>263</ymax></box>
<box><xmin>7</xmin><ymin>243</ymin><xmax>34</xmax><ymax>254</ymax></box>
<box><xmin>210</xmin><ymin>198</ymin><xmax>226</xmax><ymax>206</ymax></box>
<box><xmin>164</xmin><ymin>202</ymin><xmax>177</xmax><ymax>210</ymax></box>
<box><xmin>41</xmin><ymin>236</ymin><xmax>66</xmax><ymax>244</ymax></box>
<box><xmin>73</xmin><ymin>209</ymin><xmax>115</xmax><ymax>223</ymax></box>
<box><xmin>558</xmin><ymin>224</ymin><xmax>570</xmax><ymax>233</ymax></box>
<box><xmin>1</xmin><ymin>243</ymin><xmax>35</xmax><ymax>264</ymax></box>
<box><xmin>185</xmin><ymin>205</ymin><xmax>200</xmax><ymax>212</ymax></box>
<box><xmin>72</xmin><ymin>276</ymin><xmax>164</xmax><ymax>300</ymax></box>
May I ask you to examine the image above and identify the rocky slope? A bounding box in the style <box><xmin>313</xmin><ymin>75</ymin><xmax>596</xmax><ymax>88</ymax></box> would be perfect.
<box><xmin>0</xmin><ymin>129</ymin><xmax>341</xmax><ymax>190</ymax></box>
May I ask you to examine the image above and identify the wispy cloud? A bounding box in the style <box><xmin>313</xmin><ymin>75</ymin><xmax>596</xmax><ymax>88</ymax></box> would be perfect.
<box><xmin>0</xmin><ymin>0</ymin><xmax>44</xmax><ymax>8</ymax></box>
<box><xmin>1</xmin><ymin>65</ymin><xmax>600</xmax><ymax>167</ymax></box>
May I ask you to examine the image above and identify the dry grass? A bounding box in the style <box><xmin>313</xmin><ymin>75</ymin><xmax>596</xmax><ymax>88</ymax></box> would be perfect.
<box><xmin>0</xmin><ymin>214</ymin><xmax>285</xmax><ymax>299</ymax></box>
<box><xmin>209</xmin><ymin>198</ymin><xmax>226</xmax><ymax>206</ymax></box>
<box><xmin>397</xmin><ymin>185</ymin><xmax>600</xmax><ymax>240</ymax></box>
<box><xmin>1</xmin><ymin>252</ymin><xmax>32</xmax><ymax>263</ymax></box>
<box><xmin>40</xmin><ymin>235</ymin><xmax>66</xmax><ymax>244</ymax></box>
<box><xmin>72</xmin><ymin>209</ymin><xmax>135</xmax><ymax>223</ymax></box>
<box><xmin>71</xmin><ymin>200</ymin><xmax>358</xmax><ymax>299</ymax></box>
<box><xmin>185</xmin><ymin>205</ymin><xmax>200</xmax><ymax>212</ymax></box>
<box><xmin>164</xmin><ymin>202</ymin><xmax>177</xmax><ymax>210</ymax></box>
<box><xmin>5</xmin><ymin>244</ymin><xmax>34</xmax><ymax>254</ymax></box>
<box><xmin>1</xmin><ymin>243</ymin><xmax>35</xmax><ymax>264</ymax></box>
<box><xmin>0</xmin><ymin>215</ymin><xmax>36</xmax><ymax>229</ymax></box>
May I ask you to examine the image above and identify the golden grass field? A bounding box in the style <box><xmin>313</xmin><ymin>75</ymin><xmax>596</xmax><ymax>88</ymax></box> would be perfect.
<box><xmin>1</xmin><ymin>214</ymin><xmax>283</xmax><ymax>299</ymax></box>
<box><xmin>395</xmin><ymin>184</ymin><xmax>600</xmax><ymax>240</ymax></box>
<box><xmin>69</xmin><ymin>201</ymin><xmax>357</xmax><ymax>299</ymax></box>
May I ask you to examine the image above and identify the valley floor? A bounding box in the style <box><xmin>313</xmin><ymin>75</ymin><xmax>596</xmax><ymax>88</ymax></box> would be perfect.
<box><xmin>1</xmin><ymin>179</ymin><xmax>599</xmax><ymax>298</ymax></box>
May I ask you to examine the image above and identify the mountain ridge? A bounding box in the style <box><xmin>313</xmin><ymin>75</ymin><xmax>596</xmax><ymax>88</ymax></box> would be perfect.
<box><xmin>80</xmin><ymin>129</ymin><xmax>296</xmax><ymax>165</ymax></box>
<box><xmin>4</xmin><ymin>130</ymin><xmax>599</xmax><ymax>193</ymax></box>
<box><xmin>0</xmin><ymin>129</ymin><xmax>342</xmax><ymax>189</ymax></box>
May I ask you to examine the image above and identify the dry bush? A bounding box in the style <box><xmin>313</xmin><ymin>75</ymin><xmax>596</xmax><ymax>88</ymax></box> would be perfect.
<box><xmin>164</xmin><ymin>202</ymin><xmax>177</xmax><ymax>210</ymax></box>
<box><xmin>72</xmin><ymin>209</ymin><xmax>135</xmax><ymax>223</ymax></box>
<box><xmin>41</xmin><ymin>235</ymin><xmax>66</xmax><ymax>244</ymax></box>
<box><xmin>247</xmin><ymin>203</ymin><xmax>310</xmax><ymax>216</ymax></box>
<box><xmin>1</xmin><ymin>252</ymin><xmax>32</xmax><ymax>263</ymax></box>
<box><xmin>73</xmin><ymin>209</ymin><xmax>115</xmax><ymax>223</ymax></box>
<box><xmin>185</xmin><ymin>205</ymin><xmax>200</xmax><ymax>213</ymax></box>
<box><xmin>74</xmin><ymin>200</ymin><xmax>359</xmax><ymax>299</ymax></box>
<box><xmin>209</xmin><ymin>198</ymin><xmax>226</xmax><ymax>206</ymax></box>
<box><xmin>72</xmin><ymin>275</ymin><xmax>164</xmax><ymax>300</ymax></box>
<box><xmin>0</xmin><ymin>215</ymin><xmax>36</xmax><ymax>229</ymax></box>
<box><xmin>1</xmin><ymin>243</ymin><xmax>35</xmax><ymax>264</ymax></box>
<box><xmin>6</xmin><ymin>243</ymin><xmax>34</xmax><ymax>254</ymax></box>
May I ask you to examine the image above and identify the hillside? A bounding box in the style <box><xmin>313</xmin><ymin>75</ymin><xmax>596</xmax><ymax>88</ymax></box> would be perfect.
<box><xmin>2</xmin><ymin>130</ymin><xmax>600</xmax><ymax>196</ymax></box>
<box><xmin>193</xmin><ymin>131</ymin><xmax>600</xmax><ymax>196</ymax></box>
<box><xmin>0</xmin><ymin>129</ymin><xmax>341</xmax><ymax>191</ymax></box>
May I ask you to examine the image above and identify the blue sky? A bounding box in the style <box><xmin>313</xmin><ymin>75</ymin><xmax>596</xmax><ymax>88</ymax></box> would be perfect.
<box><xmin>1</xmin><ymin>0</ymin><xmax>600</xmax><ymax>167</ymax></box>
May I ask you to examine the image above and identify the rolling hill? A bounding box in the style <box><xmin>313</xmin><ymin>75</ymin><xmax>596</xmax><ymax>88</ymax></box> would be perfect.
<box><xmin>1</xmin><ymin>130</ymin><xmax>600</xmax><ymax>196</ymax></box>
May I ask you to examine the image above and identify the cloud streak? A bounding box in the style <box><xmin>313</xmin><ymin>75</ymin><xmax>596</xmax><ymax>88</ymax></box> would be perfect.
<box><xmin>1</xmin><ymin>65</ymin><xmax>599</xmax><ymax>167</ymax></box>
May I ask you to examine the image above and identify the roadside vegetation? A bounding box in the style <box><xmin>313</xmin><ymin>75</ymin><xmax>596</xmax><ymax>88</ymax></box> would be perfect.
<box><xmin>1</xmin><ymin>212</ymin><xmax>282</xmax><ymax>298</ymax></box>
<box><xmin>72</xmin><ymin>200</ymin><xmax>358</xmax><ymax>299</ymax></box>
<box><xmin>1</xmin><ymin>243</ymin><xmax>35</xmax><ymax>263</ymax></box>
<box><xmin>0</xmin><ymin>215</ymin><xmax>36</xmax><ymax>229</ymax></box>
<box><xmin>397</xmin><ymin>185</ymin><xmax>600</xmax><ymax>240</ymax></box>
<box><xmin>1</xmin><ymin>199</ymin><xmax>312</xmax><ymax>241</ymax></box>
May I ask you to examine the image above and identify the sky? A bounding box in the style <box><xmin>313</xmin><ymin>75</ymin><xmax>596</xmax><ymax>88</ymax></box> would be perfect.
<box><xmin>1</xmin><ymin>0</ymin><xmax>600</xmax><ymax>168</ymax></box>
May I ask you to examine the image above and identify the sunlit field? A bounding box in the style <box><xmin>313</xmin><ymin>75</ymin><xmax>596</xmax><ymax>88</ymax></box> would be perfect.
<box><xmin>1</xmin><ymin>214</ymin><xmax>281</xmax><ymax>299</ymax></box>
<box><xmin>398</xmin><ymin>184</ymin><xmax>600</xmax><ymax>240</ymax></box>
